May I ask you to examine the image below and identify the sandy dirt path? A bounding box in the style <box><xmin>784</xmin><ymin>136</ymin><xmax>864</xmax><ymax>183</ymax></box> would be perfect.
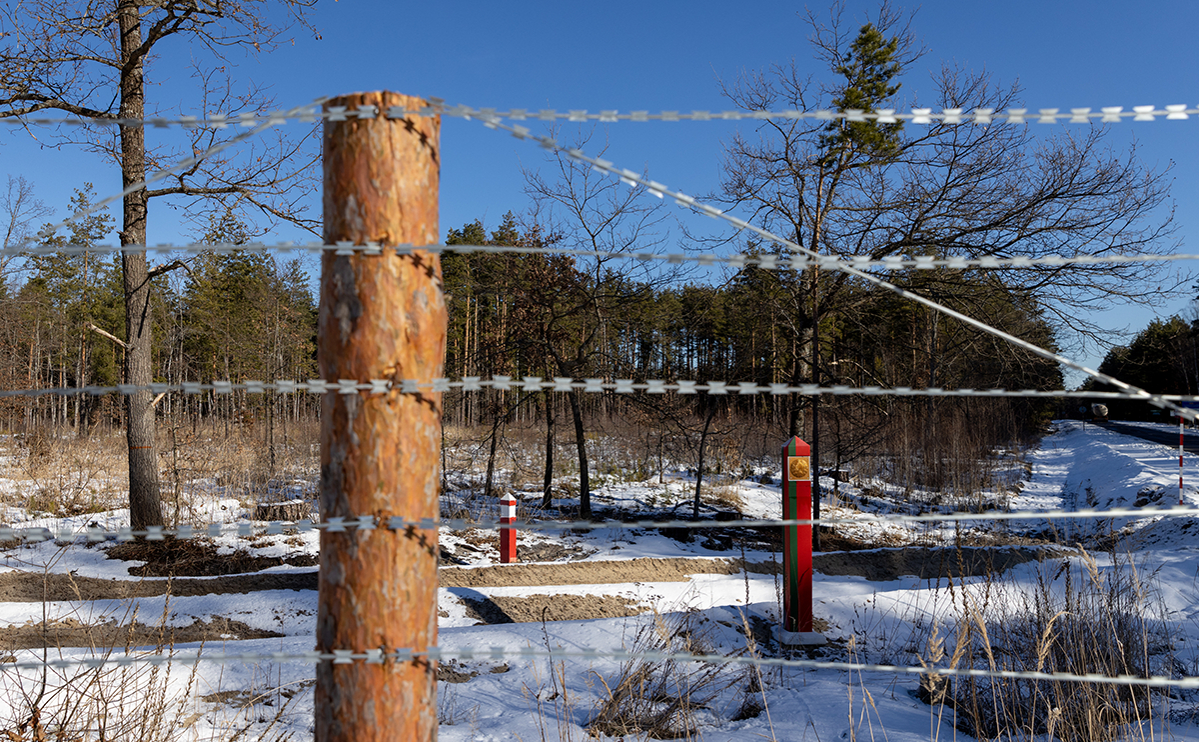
<box><xmin>0</xmin><ymin>546</ymin><xmax>1056</xmax><ymax>603</ymax></box>
<box><xmin>0</xmin><ymin>547</ymin><xmax>1058</xmax><ymax>643</ymax></box>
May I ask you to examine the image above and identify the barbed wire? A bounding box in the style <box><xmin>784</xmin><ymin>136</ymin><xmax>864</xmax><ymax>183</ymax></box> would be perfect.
<box><xmin>10</xmin><ymin>98</ymin><xmax>1199</xmax><ymax>708</ymax></box>
<box><xmin>4</xmin><ymin>644</ymin><xmax>1196</xmax><ymax>692</ymax></box>
<box><xmin>7</xmin><ymin>103</ymin><xmax>1199</xmax><ymax>128</ymax></box>
<box><xmin>1</xmin><ymin>377</ymin><xmax>1194</xmax><ymax>412</ymax></box>
<box><xmin>2</xmin><ymin>500</ymin><xmax>1191</xmax><ymax>544</ymax></box>
<box><xmin>10</xmin><ymin>98</ymin><xmax>1192</xmax><ymax>418</ymax></box>
<box><xmin>444</xmin><ymin>103</ymin><xmax>1199</xmax><ymax>125</ymax></box>
<box><xmin>6</xmin><ymin>240</ymin><xmax>1198</xmax><ymax>275</ymax></box>
<box><xmin>478</xmin><ymin>115</ymin><xmax>1198</xmax><ymax>425</ymax></box>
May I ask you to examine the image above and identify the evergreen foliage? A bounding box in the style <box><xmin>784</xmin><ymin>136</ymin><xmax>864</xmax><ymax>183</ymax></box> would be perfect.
<box><xmin>1085</xmin><ymin>315</ymin><xmax>1198</xmax><ymax>419</ymax></box>
<box><xmin>821</xmin><ymin>22</ymin><xmax>904</xmax><ymax>163</ymax></box>
<box><xmin>0</xmin><ymin>188</ymin><xmax>318</xmax><ymax>432</ymax></box>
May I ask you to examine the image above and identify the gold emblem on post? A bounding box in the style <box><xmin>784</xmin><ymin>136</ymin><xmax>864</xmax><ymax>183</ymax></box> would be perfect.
<box><xmin>788</xmin><ymin>456</ymin><xmax>810</xmax><ymax>481</ymax></box>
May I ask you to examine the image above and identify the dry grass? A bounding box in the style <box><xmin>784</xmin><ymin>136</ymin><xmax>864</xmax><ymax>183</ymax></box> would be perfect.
<box><xmin>0</xmin><ymin>657</ymin><xmax>201</xmax><ymax>741</ymax></box>
<box><xmin>701</xmin><ymin>479</ymin><xmax>745</xmax><ymax>513</ymax></box>
<box><xmin>0</xmin><ymin>574</ymin><xmax>202</xmax><ymax>742</ymax></box>
<box><xmin>0</xmin><ymin>536</ymin><xmax>310</xmax><ymax>741</ymax></box>
<box><xmin>1</xmin><ymin>421</ymin><xmax>320</xmax><ymax>525</ymax></box>
<box><xmin>588</xmin><ymin>609</ymin><xmax>738</xmax><ymax>739</ymax></box>
<box><xmin>162</xmin><ymin>419</ymin><xmax>318</xmax><ymax>525</ymax></box>
<box><xmin>9</xmin><ymin>428</ymin><xmax>129</xmax><ymax>516</ymax></box>
<box><xmin>915</xmin><ymin>548</ymin><xmax>1173</xmax><ymax>742</ymax></box>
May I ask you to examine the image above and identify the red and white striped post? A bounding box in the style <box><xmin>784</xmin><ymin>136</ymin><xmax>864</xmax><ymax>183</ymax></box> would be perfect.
<box><xmin>780</xmin><ymin>437</ymin><xmax>824</xmax><ymax>646</ymax></box>
<box><xmin>499</xmin><ymin>494</ymin><xmax>518</xmax><ymax>563</ymax></box>
<box><xmin>1180</xmin><ymin>412</ymin><xmax>1186</xmax><ymax>507</ymax></box>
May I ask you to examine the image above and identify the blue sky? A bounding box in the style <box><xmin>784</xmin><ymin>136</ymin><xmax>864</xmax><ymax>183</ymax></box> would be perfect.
<box><xmin>5</xmin><ymin>0</ymin><xmax>1199</xmax><ymax>380</ymax></box>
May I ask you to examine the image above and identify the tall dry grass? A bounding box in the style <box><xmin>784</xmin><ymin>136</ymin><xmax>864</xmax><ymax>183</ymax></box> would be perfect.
<box><xmin>588</xmin><ymin>609</ymin><xmax>738</xmax><ymax>739</ymax></box>
<box><xmin>914</xmin><ymin>548</ymin><xmax>1174</xmax><ymax>742</ymax></box>
<box><xmin>4</xmin><ymin>427</ymin><xmax>129</xmax><ymax>516</ymax></box>
<box><xmin>0</xmin><ymin>420</ymin><xmax>319</xmax><ymax>524</ymax></box>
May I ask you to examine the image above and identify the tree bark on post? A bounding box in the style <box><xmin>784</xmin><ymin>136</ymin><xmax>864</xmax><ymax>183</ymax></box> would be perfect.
<box><xmin>316</xmin><ymin>92</ymin><xmax>445</xmax><ymax>742</ymax></box>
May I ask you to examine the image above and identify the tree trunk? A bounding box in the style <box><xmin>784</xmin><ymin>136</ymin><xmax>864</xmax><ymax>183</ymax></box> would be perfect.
<box><xmin>567</xmin><ymin>388</ymin><xmax>590</xmax><ymax>519</ymax></box>
<box><xmin>484</xmin><ymin>408</ymin><xmax>501</xmax><ymax>501</ymax></box>
<box><xmin>658</xmin><ymin>432</ymin><xmax>665</xmax><ymax>486</ymax></box>
<box><xmin>693</xmin><ymin>404</ymin><xmax>717</xmax><ymax>520</ymax></box>
<box><xmin>316</xmin><ymin>91</ymin><xmax>444</xmax><ymax>742</ymax></box>
<box><xmin>809</xmin><ymin>266</ymin><xmax>821</xmax><ymax>551</ymax></box>
<box><xmin>925</xmin><ymin>308</ymin><xmax>939</xmax><ymax>489</ymax></box>
<box><xmin>78</xmin><ymin>252</ymin><xmax>91</xmax><ymax>438</ymax></box>
<box><xmin>542</xmin><ymin>389</ymin><xmax>555</xmax><ymax>508</ymax></box>
<box><xmin>267</xmin><ymin>391</ymin><xmax>276</xmax><ymax>475</ymax></box>
<box><xmin>118</xmin><ymin>1</ymin><xmax>163</xmax><ymax>530</ymax></box>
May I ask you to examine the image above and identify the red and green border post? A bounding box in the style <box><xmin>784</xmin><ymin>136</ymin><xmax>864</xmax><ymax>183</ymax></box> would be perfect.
<box><xmin>780</xmin><ymin>437</ymin><xmax>825</xmax><ymax>647</ymax></box>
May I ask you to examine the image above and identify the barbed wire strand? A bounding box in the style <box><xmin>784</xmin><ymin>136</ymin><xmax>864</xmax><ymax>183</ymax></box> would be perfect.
<box><xmin>4</xmin><ymin>645</ymin><xmax>1196</xmax><ymax>692</ymax></box>
<box><xmin>5</xmin><ymin>102</ymin><xmax>1198</xmax><ymax>128</ymax></box>
<box><xmin>8</xmin><ymin>98</ymin><xmax>1196</xmax><ymax>692</ymax></box>
<box><xmin>6</xmin><ymin>240</ymin><xmax>1199</xmax><ymax>276</ymax></box>
<box><xmin>476</xmin><ymin>114</ymin><xmax>1196</xmax><ymax>425</ymax></box>
<box><xmin>1</xmin><ymin>378</ymin><xmax>1195</xmax><ymax>416</ymax></box>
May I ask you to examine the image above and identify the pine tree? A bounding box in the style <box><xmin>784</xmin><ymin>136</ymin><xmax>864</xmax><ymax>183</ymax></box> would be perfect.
<box><xmin>25</xmin><ymin>185</ymin><xmax>115</xmax><ymax>432</ymax></box>
<box><xmin>820</xmin><ymin>23</ymin><xmax>904</xmax><ymax>163</ymax></box>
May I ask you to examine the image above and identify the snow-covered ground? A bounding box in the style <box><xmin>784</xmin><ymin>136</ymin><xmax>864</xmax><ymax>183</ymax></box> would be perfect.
<box><xmin>1</xmin><ymin>420</ymin><xmax>1199</xmax><ymax>740</ymax></box>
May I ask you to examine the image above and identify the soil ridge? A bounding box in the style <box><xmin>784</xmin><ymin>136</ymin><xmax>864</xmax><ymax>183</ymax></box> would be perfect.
<box><xmin>0</xmin><ymin>545</ymin><xmax>1059</xmax><ymax>604</ymax></box>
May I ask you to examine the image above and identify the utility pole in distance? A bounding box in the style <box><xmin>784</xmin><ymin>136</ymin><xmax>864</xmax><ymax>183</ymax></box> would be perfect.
<box><xmin>316</xmin><ymin>91</ymin><xmax>446</xmax><ymax>742</ymax></box>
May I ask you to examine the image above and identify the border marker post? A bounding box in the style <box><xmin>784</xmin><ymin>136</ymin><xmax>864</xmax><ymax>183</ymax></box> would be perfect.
<box><xmin>1181</xmin><ymin>411</ymin><xmax>1186</xmax><ymax>506</ymax></box>
<box><xmin>500</xmin><ymin>494</ymin><xmax>518</xmax><ymax>563</ymax></box>
<box><xmin>780</xmin><ymin>437</ymin><xmax>825</xmax><ymax>646</ymax></box>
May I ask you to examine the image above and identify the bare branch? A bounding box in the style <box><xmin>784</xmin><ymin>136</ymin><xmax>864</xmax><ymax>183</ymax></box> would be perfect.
<box><xmin>146</xmin><ymin>258</ymin><xmax>192</xmax><ymax>279</ymax></box>
<box><xmin>87</xmin><ymin>322</ymin><xmax>127</xmax><ymax>349</ymax></box>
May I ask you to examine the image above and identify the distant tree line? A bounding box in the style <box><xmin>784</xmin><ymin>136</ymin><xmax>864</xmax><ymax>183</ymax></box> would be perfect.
<box><xmin>0</xmin><ymin>188</ymin><xmax>319</xmax><ymax>435</ymax></box>
<box><xmin>1083</xmin><ymin>313</ymin><xmax>1199</xmax><ymax>420</ymax></box>
<box><xmin>442</xmin><ymin>214</ymin><xmax>1064</xmax><ymax>424</ymax></box>
<box><xmin>440</xmin><ymin>212</ymin><xmax>1066</xmax><ymax>515</ymax></box>
<box><xmin>0</xmin><ymin>191</ymin><xmax>1066</xmax><ymax>513</ymax></box>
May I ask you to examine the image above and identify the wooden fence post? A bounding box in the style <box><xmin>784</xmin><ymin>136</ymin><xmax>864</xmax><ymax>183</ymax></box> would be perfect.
<box><xmin>316</xmin><ymin>91</ymin><xmax>445</xmax><ymax>742</ymax></box>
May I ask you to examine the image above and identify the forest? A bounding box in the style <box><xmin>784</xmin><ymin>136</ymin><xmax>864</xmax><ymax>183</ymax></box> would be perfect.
<box><xmin>0</xmin><ymin>11</ymin><xmax>1189</xmax><ymax>525</ymax></box>
<box><xmin>5</xmin><ymin>6</ymin><xmax>1199</xmax><ymax>742</ymax></box>
<box><xmin>2</xmin><ymin>185</ymin><xmax>1066</xmax><ymax>515</ymax></box>
<box><xmin>0</xmin><ymin>186</ymin><xmax>319</xmax><ymax>435</ymax></box>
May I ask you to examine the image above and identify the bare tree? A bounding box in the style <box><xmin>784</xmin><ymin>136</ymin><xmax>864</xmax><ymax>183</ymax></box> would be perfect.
<box><xmin>715</xmin><ymin>2</ymin><xmax>1183</xmax><ymax>533</ymax></box>
<box><xmin>0</xmin><ymin>0</ymin><xmax>321</xmax><ymax>528</ymax></box>
<box><xmin>523</xmin><ymin>133</ymin><xmax>671</xmax><ymax>519</ymax></box>
<box><xmin>0</xmin><ymin>175</ymin><xmax>51</xmax><ymax>290</ymax></box>
<box><xmin>721</xmin><ymin>4</ymin><xmax>1180</xmax><ymax>339</ymax></box>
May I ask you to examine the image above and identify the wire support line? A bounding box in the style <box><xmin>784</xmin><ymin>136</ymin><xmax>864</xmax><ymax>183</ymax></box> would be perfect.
<box><xmin>21</xmin><ymin>97</ymin><xmax>329</xmax><ymax>247</ymax></box>
<box><xmin>5</xmin><ymin>645</ymin><xmax>1198</xmax><ymax>691</ymax></box>
<box><xmin>7</xmin><ymin>102</ymin><xmax>1199</xmax><ymax>128</ymax></box>
<box><xmin>1</xmin><ymin>378</ymin><xmax>1193</xmax><ymax>406</ymax></box>
<box><xmin>7</xmin><ymin>503</ymin><xmax>1198</xmax><ymax>543</ymax></box>
<box><xmin>448</xmin><ymin>103</ymin><xmax>1199</xmax><ymax>125</ymax></box>
<box><xmin>6</xmin><ymin>240</ymin><xmax>1199</xmax><ymax>275</ymax></box>
<box><xmin>2</xmin><ymin>107</ymin><xmax>327</xmax><ymax>130</ymax></box>
<box><xmin>478</xmin><ymin>115</ymin><xmax>1199</xmax><ymax>424</ymax></box>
